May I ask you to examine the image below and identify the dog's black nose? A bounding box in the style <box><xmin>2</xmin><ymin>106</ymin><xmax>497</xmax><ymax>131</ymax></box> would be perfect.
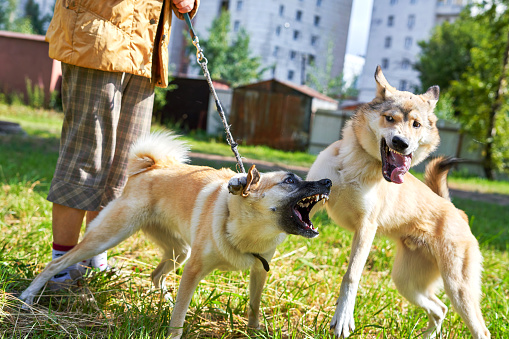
<box><xmin>319</xmin><ymin>179</ymin><xmax>332</xmax><ymax>189</ymax></box>
<box><xmin>392</xmin><ymin>135</ymin><xmax>409</xmax><ymax>151</ymax></box>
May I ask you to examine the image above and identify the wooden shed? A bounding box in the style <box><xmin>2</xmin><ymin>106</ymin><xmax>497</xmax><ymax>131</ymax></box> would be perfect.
<box><xmin>158</xmin><ymin>77</ymin><xmax>230</xmax><ymax>131</ymax></box>
<box><xmin>230</xmin><ymin>79</ymin><xmax>337</xmax><ymax>152</ymax></box>
<box><xmin>0</xmin><ymin>31</ymin><xmax>62</xmax><ymax>106</ymax></box>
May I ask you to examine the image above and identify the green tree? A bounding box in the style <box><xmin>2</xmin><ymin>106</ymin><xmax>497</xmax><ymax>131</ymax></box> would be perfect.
<box><xmin>306</xmin><ymin>41</ymin><xmax>358</xmax><ymax>100</ymax></box>
<box><xmin>188</xmin><ymin>10</ymin><xmax>262</xmax><ymax>87</ymax></box>
<box><xmin>415</xmin><ymin>2</ymin><xmax>509</xmax><ymax>178</ymax></box>
<box><xmin>0</xmin><ymin>0</ymin><xmax>38</xmax><ymax>34</ymax></box>
<box><xmin>24</xmin><ymin>0</ymin><xmax>51</xmax><ymax>35</ymax></box>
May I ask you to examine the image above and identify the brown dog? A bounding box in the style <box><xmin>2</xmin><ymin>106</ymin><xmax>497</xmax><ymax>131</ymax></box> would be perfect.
<box><xmin>307</xmin><ymin>66</ymin><xmax>490</xmax><ymax>338</ymax></box>
<box><xmin>20</xmin><ymin>131</ymin><xmax>331</xmax><ymax>338</ymax></box>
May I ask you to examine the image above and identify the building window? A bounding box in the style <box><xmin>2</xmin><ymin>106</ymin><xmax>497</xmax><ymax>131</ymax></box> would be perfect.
<box><xmin>290</xmin><ymin>50</ymin><xmax>297</xmax><ymax>60</ymax></box>
<box><xmin>233</xmin><ymin>20</ymin><xmax>240</xmax><ymax>32</ymax></box>
<box><xmin>308</xmin><ymin>54</ymin><xmax>316</xmax><ymax>65</ymax></box>
<box><xmin>296</xmin><ymin>10</ymin><xmax>303</xmax><ymax>21</ymax></box>
<box><xmin>276</xmin><ymin>26</ymin><xmax>281</xmax><ymax>36</ymax></box>
<box><xmin>404</xmin><ymin>36</ymin><xmax>412</xmax><ymax>49</ymax></box>
<box><xmin>388</xmin><ymin>15</ymin><xmax>394</xmax><ymax>27</ymax></box>
<box><xmin>288</xmin><ymin>70</ymin><xmax>295</xmax><ymax>81</ymax></box>
<box><xmin>401</xmin><ymin>58</ymin><xmax>410</xmax><ymax>69</ymax></box>
<box><xmin>314</xmin><ymin>15</ymin><xmax>321</xmax><ymax>27</ymax></box>
<box><xmin>385</xmin><ymin>36</ymin><xmax>392</xmax><ymax>48</ymax></box>
<box><xmin>408</xmin><ymin>15</ymin><xmax>415</xmax><ymax>29</ymax></box>
<box><xmin>279</xmin><ymin>5</ymin><xmax>284</xmax><ymax>16</ymax></box>
<box><xmin>317</xmin><ymin>0</ymin><xmax>322</xmax><ymax>6</ymax></box>
<box><xmin>273</xmin><ymin>46</ymin><xmax>279</xmax><ymax>57</ymax></box>
<box><xmin>236</xmin><ymin>0</ymin><xmax>243</xmax><ymax>11</ymax></box>
<box><xmin>399</xmin><ymin>80</ymin><xmax>408</xmax><ymax>91</ymax></box>
<box><xmin>293</xmin><ymin>30</ymin><xmax>301</xmax><ymax>40</ymax></box>
<box><xmin>311</xmin><ymin>35</ymin><xmax>319</xmax><ymax>46</ymax></box>
<box><xmin>382</xmin><ymin>58</ymin><xmax>389</xmax><ymax>69</ymax></box>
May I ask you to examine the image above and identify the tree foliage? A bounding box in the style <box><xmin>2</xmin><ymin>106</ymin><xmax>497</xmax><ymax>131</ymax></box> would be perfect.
<box><xmin>306</xmin><ymin>41</ymin><xmax>358</xmax><ymax>100</ymax></box>
<box><xmin>415</xmin><ymin>1</ymin><xmax>509</xmax><ymax>178</ymax></box>
<box><xmin>0</xmin><ymin>0</ymin><xmax>51</xmax><ymax>34</ymax></box>
<box><xmin>24</xmin><ymin>0</ymin><xmax>51</xmax><ymax>35</ymax></box>
<box><xmin>188</xmin><ymin>10</ymin><xmax>262</xmax><ymax>87</ymax></box>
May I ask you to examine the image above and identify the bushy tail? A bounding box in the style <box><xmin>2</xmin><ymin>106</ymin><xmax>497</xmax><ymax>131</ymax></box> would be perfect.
<box><xmin>127</xmin><ymin>131</ymin><xmax>190</xmax><ymax>177</ymax></box>
<box><xmin>424</xmin><ymin>156</ymin><xmax>462</xmax><ymax>201</ymax></box>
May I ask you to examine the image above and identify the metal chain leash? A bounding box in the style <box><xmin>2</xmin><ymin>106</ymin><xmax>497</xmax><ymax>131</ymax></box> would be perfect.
<box><xmin>184</xmin><ymin>13</ymin><xmax>246</xmax><ymax>174</ymax></box>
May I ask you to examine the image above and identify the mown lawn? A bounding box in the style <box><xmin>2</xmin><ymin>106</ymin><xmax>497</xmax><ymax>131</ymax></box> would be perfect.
<box><xmin>1</xmin><ymin>104</ymin><xmax>508</xmax><ymax>338</ymax></box>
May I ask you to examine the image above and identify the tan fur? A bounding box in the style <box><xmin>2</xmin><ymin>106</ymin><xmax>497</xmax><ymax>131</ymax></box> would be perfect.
<box><xmin>308</xmin><ymin>67</ymin><xmax>490</xmax><ymax>339</ymax></box>
<box><xmin>21</xmin><ymin>131</ymin><xmax>331</xmax><ymax>338</ymax></box>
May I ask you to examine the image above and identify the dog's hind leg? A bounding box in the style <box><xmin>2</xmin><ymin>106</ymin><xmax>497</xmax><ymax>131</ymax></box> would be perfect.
<box><xmin>392</xmin><ymin>240</ymin><xmax>447</xmax><ymax>339</ymax></box>
<box><xmin>19</xmin><ymin>200</ymin><xmax>142</xmax><ymax>307</ymax></box>
<box><xmin>147</xmin><ymin>233</ymin><xmax>190</xmax><ymax>291</ymax></box>
<box><xmin>439</xmin><ymin>241</ymin><xmax>490</xmax><ymax>339</ymax></box>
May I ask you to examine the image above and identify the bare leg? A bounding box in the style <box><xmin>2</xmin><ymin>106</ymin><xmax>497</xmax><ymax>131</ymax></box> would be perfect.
<box><xmin>52</xmin><ymin>203</ymin><xmax>86</xmax><ymax>246</ymax></box>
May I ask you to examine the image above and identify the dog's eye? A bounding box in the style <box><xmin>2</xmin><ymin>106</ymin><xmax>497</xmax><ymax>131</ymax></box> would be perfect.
<box><xmin>283</xmin><ymin>177</ymin><xmax>295</xmax><ymax>184</ymax></box>
<box><xmin>385</xmin><ymin>116</ymin><xmax>394</xmax><ymax>123</ymax></box>
<box><xmin>413</xmin><ymin>121</ymin><xmax>421</xmax><ymax>128</ymax></box>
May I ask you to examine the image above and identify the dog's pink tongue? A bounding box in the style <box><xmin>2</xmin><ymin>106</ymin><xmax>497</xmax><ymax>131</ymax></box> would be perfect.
<box><xmin>390</xmin><ymin>153</ymin><xmax>412</xmax><ymax>184</ymax></box>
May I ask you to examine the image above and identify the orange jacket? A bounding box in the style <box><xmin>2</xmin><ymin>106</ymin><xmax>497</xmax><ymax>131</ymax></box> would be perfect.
<box><xmin>45</xmin><ymin>0</ymin><xmax>199</xmax><ymax>88</ymax></box>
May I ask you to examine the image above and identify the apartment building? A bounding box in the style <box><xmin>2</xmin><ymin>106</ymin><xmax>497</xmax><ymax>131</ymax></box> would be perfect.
<box><xmin>357</xmin><ymin>0</ymin><xmax>469</xmax><ymax>102</ymax></box>
<box><xmin>169</xmin><ymin>0</ymin><xmax>353</xmax><ymax>86</ymax></box>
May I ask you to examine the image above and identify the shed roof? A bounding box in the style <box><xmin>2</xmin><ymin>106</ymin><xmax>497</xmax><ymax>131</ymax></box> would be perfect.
<box><xmin>237</xmin><ymin>79</ymin><xmax>338</xmax><ymax>104</ymax></box>
<box><xmin>0</xmin><ymin>30</ymin><xmax>45</xmax><ymax>41</ymax></box>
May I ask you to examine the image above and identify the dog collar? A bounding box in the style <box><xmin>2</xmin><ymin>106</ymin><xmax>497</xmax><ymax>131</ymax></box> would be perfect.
<box><xmin>252</xmin><ymin>253</ymin><xmax>270</xmax><ymax>272</ymax></box>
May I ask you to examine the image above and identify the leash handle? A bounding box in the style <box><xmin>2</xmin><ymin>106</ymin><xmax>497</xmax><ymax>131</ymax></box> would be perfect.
<box><xmin>183</xmin><ymin>13</ymin><xmax>245</xmax><ymax>174</ymax></box>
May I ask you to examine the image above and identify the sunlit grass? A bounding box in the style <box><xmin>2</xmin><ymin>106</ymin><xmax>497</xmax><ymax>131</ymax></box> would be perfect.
<box><xmin>1</xmin><ymin>104</ymin><xmax>508</xmax><ymax>338</ymax></box>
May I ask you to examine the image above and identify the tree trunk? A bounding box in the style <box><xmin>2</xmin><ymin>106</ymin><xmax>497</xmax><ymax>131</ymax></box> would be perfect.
<box><xmin>484</xmin><ymin>29</ymin><xmax>509</xmax><ymax>180</ymax></box>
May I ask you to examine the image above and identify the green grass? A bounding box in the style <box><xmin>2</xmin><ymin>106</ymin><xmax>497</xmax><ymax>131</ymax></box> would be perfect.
<box><xmin>1</xmin><ymin>105</ymin><xmax>508</xmax><ymax>338</ymax></box>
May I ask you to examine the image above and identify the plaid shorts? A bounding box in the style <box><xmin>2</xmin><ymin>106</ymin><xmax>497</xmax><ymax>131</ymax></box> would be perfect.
<box><xmin>47</xmin><ymin>63</ymin><xmax>154</xmax><ymax>211</ymax></box>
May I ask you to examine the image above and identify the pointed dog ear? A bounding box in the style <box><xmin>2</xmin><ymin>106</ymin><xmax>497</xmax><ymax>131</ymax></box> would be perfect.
<box><xmin>228</xmin><ymin>165</ymin><xmax>261</xmax><ymax>197</ymax></box>
<box><xmin>423</xmin><ymin>85</ymin><xmax>440</xmax><ymax>108</ymax></box>
<box><xmin>374</xmin><ymin>65</ymin><xmax>396</xmax><ymax>100</ymax></box>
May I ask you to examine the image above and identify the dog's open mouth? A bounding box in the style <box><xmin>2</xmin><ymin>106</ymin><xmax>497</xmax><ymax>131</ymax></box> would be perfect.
<box><xmin>380</xmin><ymin>139</ymin><xmax>412</xmax><ymax>184</ymax></box>
<box><xmin>292</xmin><ymin>193</ymin><xmax>329</xmax><ymax>234</ymax></box>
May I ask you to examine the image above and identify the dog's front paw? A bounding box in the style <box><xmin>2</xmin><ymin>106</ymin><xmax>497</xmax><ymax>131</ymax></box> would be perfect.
<box><xmin>168</xmin><ymin>329</ymin><xmax>183</xmax><ymax>339</ymax></box>
<box><xmin>330</xmin><ymin>301</ymin><xmax>355</xmax><ymax>338</ymax></box>
<box><xmin>19</xmin><ymin>290</ymin><xmax>35</xmax><ymax>310</ymax></box>
<box><xmin>247</xmin><ymin>316</ymin><xmax>261</xmax><ymax>329</ymax></box>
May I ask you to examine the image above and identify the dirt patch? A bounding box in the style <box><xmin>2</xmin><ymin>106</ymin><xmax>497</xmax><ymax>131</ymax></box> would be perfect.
<box><xmin>449</xmin><ymin>189</ymin><xmax>509</xmax><ymax>206</ymax></box>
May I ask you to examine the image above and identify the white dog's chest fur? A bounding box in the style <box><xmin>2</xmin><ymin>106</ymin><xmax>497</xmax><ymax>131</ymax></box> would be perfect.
<box><xmin>325</xmin><ymin>173</ymin><xmax>380</xmax><ymax>232</ymax></box>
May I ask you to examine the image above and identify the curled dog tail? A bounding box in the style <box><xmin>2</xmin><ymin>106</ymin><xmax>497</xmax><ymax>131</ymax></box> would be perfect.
<box><xmin>424</xmin><ymin>156</ymin><xmax>463</xmax><ymax>201</ymax></box>
<box><xmin>127</xmin><ymin>131</ymin><xmax>190</xmax><ymax>177</ymax></box>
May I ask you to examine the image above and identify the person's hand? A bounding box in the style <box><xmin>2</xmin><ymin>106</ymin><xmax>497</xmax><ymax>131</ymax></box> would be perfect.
<box><xmin>173</xmin><ymin>0</ymin><xmax>194</xmax><ymax>13</ymax></box>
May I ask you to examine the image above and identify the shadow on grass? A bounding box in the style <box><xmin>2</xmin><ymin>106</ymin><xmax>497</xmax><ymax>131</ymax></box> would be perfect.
<box><xmin>453</xmin><ymin>197</ymin><xmax>509</xmax><ymax>251</ymax></box>
<box><xmin>0</xmin><ymin>134</ymin><xmax>60</xmax><ymax>194</ymax></box>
